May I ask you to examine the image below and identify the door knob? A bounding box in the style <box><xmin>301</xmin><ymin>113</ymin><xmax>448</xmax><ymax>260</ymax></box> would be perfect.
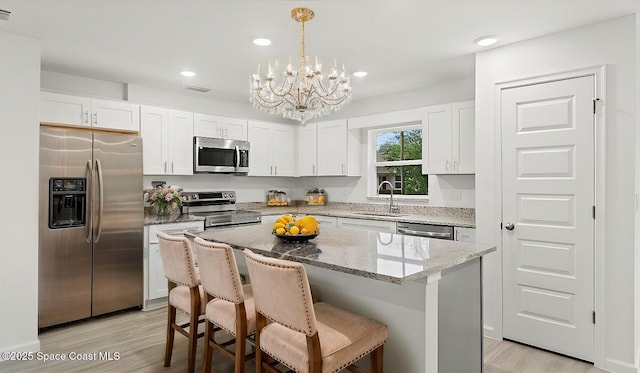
<box><xmin>504</xmin><ymin>222</ymin><xmax>515</xmax><ymax>231</ymax></box>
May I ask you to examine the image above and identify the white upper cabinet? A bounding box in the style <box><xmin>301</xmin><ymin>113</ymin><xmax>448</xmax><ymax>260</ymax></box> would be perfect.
<box><xmin>140</xmin><ymin>105</ymin><xmax>193</xmax><ymax>175</ymax></box>
<box><xmin>297</xmin><ymin>122</ymin><xmax>318</xmax><ymax>176</ymax></box>
<box><xmin>317</xmin><ymin>119</ymin><xmax>361</xmax><ymax>176</ymax></box>
<box><xmin>247</xmin><ymin>120</ymin><xmax>295</xmax><ymax>177</ymax></box>
<box><xmin>422</xmin><ymin>100</ymin><xmax>475</xmax><ymax>174</ymax></box>
<box><xmin>40</xmin><ymin>91</ymin><xmax>139</xmax><ymax>132</ymax></box>
<box><xmin>193</xmin><ymin>113</ymin><xmax>248</xmax><ymax>141</ymax></box>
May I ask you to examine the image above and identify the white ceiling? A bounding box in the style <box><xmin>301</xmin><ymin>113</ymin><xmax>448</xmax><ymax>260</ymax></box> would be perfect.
<box><xmin>1</xmin><ymin>0</ymin><xmax>639</xmax><ymax>104</ymax></box>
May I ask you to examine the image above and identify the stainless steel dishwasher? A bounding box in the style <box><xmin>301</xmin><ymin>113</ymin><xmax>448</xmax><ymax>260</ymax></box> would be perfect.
<box><xmin>396</xmin><ymin>222</ymin><xmax>454</xmax><ymax>240</ymax></box>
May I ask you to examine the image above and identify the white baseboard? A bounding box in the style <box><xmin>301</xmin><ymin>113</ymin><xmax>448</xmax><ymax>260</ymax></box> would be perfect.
<box><xmin>483</xmin><ymin>325</ymin><xmax>501</xmax><ymax>340</ymax></box>
<box><xmin>601</xmin><ymin>357</ymin><xmax>638</xmax><ymax>373</ymax></box>
<box><xmin>0</xmin><ymin>339</ymin><xmax>41</xmax><ymax>361</ymax></box>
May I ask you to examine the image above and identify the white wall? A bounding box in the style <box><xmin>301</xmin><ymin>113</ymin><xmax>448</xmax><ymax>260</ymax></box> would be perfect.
<box><xmin>0</xmin><ymin>30</ymin><xmax>41</xmax><ymax>355</ymax></box>
<box><xmin>635</xmin><ymin>14</ymin><xmax>640</xmax><ymax>370</ymax></box>
<box><xmin>476</xmin><ymin>15</ymin><xmax>637</xmax><ymax>372</ymax></box>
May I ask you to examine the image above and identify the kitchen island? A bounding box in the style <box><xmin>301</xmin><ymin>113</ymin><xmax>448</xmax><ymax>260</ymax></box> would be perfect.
<box><xmin>197</xmin><ymin>225</ymin><xmax>495</xmax><ymax>373</ymax></box>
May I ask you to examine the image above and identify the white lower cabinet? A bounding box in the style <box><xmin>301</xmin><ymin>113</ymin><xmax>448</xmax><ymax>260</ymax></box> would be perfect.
<box><xmin>144</xmin><ymin>221</ymin><xmax>204</xmax><ymax>310</ymax></box>
<box><xmin>338</xmin><ymin>217</ymin><xmax>397</xmax><ymax>233</ymax></box>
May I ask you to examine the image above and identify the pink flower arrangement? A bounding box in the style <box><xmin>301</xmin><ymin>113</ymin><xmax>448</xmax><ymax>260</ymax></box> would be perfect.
<box><xmin>144</xmin><ymin>186</ymin><xmax>185</xmax><ymax>214</ymax></box>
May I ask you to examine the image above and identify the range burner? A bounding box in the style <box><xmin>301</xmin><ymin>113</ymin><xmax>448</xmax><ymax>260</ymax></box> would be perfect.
<box><xmin>182</xmin><ymin>191</ymin><xmax>261</xmax><ymax>228</ymax></box>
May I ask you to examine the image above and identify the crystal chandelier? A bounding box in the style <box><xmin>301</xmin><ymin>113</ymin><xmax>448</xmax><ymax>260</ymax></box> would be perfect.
<box><xmin>249</xmin><ymin>7</ymin><xmax>352</xmax><ymax>124</ymax></box>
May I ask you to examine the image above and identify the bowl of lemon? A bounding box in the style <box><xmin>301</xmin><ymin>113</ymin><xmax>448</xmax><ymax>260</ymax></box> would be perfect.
<box><xmin>272</xmin><ymin>214</ymin><xmax>319</xmax><ymax>242</ymax></box>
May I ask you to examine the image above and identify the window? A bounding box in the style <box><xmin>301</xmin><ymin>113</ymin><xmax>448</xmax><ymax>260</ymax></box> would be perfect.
<box><xmin>370</xmin><ymin>125</ymin><xmax>428</xmax><ymax>197</ymax></box>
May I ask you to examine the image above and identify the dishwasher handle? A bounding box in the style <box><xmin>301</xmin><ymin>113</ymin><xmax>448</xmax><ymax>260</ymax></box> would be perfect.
<box><xmin>397</xmin><ymin>227</ymin><xmax>452</xmax><ymax>239</ymax></box>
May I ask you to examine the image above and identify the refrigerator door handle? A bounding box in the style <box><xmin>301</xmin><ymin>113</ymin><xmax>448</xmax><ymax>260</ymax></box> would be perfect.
<box><xmin>94</xmin><ymin>159</ymin><xmax>104</xmax><ymax>243</ymax></box>
<box><xmin>85</xmin><ymin>159</ymin><xmax>93</xmax><ymax>243</ymax></box>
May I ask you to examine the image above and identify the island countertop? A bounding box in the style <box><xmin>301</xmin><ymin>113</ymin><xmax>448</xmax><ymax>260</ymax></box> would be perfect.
<box><xmin>197</xmin><ymin>224</ymin><xmax>495</xmax><ymax>285</ymax></box>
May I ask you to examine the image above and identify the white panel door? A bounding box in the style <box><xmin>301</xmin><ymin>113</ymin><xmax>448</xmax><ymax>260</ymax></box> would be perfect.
<box><xmin>501</xmin><ymin>75</ymin><xmax>594</xmax><ymax>361</ymax></box>
<box><xmin>193</xmin><ymin>113</ymin><xmax>223</xmax><ymax>138</ymax></box>
<box><xmin>167</xmin><ymin>110</ymin><xmax>194</xmax><ymax>175</ymax></box>
<box><xmin>40</xmin><ymin>91</ymin><xmax>91</xmax><ymax>126</ymax></box>
<box><xmin>91</xmin><ymin>98</ymin><xmax>140</xmax><ymax>132</ymax></box>
<box><xmin>423</xmin><ymin>104</ymin><xmax>452</xmax><ymax>174</ymax></box>
<box><xmin>317</xmin><ymin>120</ymin><xmax>347</xmax><ymax>175</ymax></box>
<box><xmin>140</xmin><ymin>106</ymin><xmax>169</xmax><ymax>175</ymax></box>
<box><xmin>271</xmin><ymin>123</ymin><xmax>295</xmax><ymax>176</ymax></box>
<box><xmin>248</xmin><ymin>121</ymin><xmax>273</xmax><ymax>176</ymax></box>
<box><xmin>297</xmin><ymin>122</ymin><xmax>318</xmax><ymax>176</ymax></box>
<box><xmin>222</xmin><ymin>117</ymin><xmax>248</xmax><ymax>140</ymax></box>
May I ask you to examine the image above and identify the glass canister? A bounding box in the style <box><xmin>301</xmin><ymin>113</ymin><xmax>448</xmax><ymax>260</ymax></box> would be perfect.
<box><xmin>305</xmin><ymin>188</ymin><xmax>326</xmax><ymax>205</ymax></box>
<box><xmin>267</xmin><ymin>190</ymin><xmax>288</xmax><ymax>206</ymax></box>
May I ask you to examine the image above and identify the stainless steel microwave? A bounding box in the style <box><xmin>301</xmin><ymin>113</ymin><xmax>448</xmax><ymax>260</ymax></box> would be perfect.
<box><xmin>193</xmin><ymin>137</ymin><xmax>250</xmax><ymax>174</ymax></box>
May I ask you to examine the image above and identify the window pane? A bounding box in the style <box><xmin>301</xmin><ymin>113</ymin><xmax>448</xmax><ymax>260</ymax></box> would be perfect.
<box><xmin>376</xmin><ymin>165</ymin><xmax>428</xmax><ymax>195</ymax></box>
<box><xmin>376</xmin><ymin>129</ymin><xmax>422</xmax><ymax>162</ymax></box>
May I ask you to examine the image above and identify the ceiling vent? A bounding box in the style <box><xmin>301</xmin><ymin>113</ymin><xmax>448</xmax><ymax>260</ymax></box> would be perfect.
<box><xmin>185</xmin><ymin>85</ymin><xmax>211</xmax><ymax>93</ymax></box>
<box><xmin>0</xmin><ymin>9</ymin><xmax>11</xmax><ymax>21</ymax></box>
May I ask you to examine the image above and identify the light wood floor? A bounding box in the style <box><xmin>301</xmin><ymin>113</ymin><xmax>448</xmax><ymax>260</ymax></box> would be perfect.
<box><xmin>1</xmin><ymin>307</ymin><xmax>605</xmax><ymax>372</ymax></box>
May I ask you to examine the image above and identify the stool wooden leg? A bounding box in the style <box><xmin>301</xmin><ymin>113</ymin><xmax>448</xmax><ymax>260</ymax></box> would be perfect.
<box><xmin>165</xmin><ymin>304</ymin><xmax>176</xmax><ymax>367</ymax></box>
<box><xmin>188</xmin><ymin>287</ymin><xmax>201</xmax><ymax>373</ymax></box>
<box><xmin>202</xmin><ymin>319</ymin><xmax>214</xmax><ymax>373</ymax></box>
<box><xmin>371</xmin><ymin>345</ymin><xmax>384</xmax><ymax>373</ymax></box>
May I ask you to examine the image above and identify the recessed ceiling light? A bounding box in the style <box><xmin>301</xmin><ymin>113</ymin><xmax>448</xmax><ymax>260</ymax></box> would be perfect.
<box><xmin>474</xmin><ymin>36</ymin><xmax>498</xmax><ymax>47</ymax></box>
<box><xmin>353</xmin><ymin>71</ymin><xmax>368</xmax><ymax>78</ymax></box>
<box><xmin>181</xmin><ymin>71</ymin><xmax>196</xmax><ymax>77</ymax></box>
<box><xmin>253</xmin><ymin>38</ymin><xmax>272</xmax><ymax>47</ymax></box>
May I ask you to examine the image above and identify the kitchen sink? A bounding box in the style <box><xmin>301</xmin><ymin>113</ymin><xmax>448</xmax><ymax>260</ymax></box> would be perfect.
<box><xmin>353</xmin><ymin>211</ymin><xmax>407</xmax><ymax>217</ymax></box>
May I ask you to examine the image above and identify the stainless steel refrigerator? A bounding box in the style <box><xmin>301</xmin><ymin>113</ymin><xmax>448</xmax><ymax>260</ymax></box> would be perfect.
<box><xmin>39</xmin><ymin>125</ymin><xmax>143</xmax><ymax>328</ymax></box>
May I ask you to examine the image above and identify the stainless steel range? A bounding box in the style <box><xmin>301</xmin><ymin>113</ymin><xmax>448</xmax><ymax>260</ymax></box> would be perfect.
<box><xmin>182</xmin><ymin>190</ymin><xmax>261</xmax><ymax>228</ymax></box>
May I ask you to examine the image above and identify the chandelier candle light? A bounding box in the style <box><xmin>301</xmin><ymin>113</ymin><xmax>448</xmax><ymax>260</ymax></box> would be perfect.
<box><xmin>249</xmin><ymin>7</ymin><xmax>352</xmax><ymax>124</ymax></box>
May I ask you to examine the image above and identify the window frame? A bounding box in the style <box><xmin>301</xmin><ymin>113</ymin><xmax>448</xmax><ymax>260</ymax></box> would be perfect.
<box><xmin>367</xmin><ymin>123</ymin><xmax>428</xmax><ymax>201</ymax></box>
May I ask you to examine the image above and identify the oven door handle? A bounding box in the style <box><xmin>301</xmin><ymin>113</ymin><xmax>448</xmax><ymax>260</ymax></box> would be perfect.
<box><xmin>397</xmin><ymin>227</ymin><xmax>452</xmax><ymax>239</ymax></box>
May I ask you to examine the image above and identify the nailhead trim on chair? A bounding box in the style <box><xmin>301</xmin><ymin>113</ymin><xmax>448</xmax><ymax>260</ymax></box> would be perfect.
<box><xmin>196</xmin><ymin>239</ymin><xmax>244</xmax><ymax>304</ymax></box>
<box><xmin>247</xmin><ymin>254</ymin><xmax>316</xmax><ymax>336</ymax></box>
<box><xmin>161</xmin><ymin>233</ymin><xmax>199</xmax><ymax>287</ymax></box>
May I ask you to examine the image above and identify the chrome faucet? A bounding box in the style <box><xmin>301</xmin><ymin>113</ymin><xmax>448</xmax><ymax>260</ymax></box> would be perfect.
<box><xmin>377</xmin><ymin>180</ymin><xmax>399</xmax><ymax>213</ymax></box>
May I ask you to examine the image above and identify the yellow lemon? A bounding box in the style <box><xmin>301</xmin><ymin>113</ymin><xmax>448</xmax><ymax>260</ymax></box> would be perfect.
<box><xmin>275</xmin><ymin>227</ymin><xmax>286</xmax><ymax>235</ymax></box>
<box><xmin>298</xmin><ymin>215</ymin><xmax>319</xmax><ymax>234</ymax></box>
<box><xmin>290</xmin><ymin>226</ymin><xmax>300</xmax><ymax>235</ymax></box>
<box><xmin>273</xmin><ymin>222</ymin><xmax>285</xmax><ymax>230</ymax></box>
<box><xmin>282</xmin><ymin>215</ymin><xmax>294</xmax><ymax>223</ymax></box>
<box><xmin>275</xmin><ymin>217</ymin><xmax>287</xmax><ymax>225</ymax></box>
<box><xmin>300</xmin><ymin>228</ymin><xmax>308</xmax><ymax>235</ymax></box>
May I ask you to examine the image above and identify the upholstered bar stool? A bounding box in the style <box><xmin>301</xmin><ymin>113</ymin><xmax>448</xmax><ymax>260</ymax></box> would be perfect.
<box><xmin>193</xmin><ymin>237</ymin><xmax>257</xmax><ymax>373</ymax></box>
<box><xmin>243</xmin><ymin>249</ymin><xmax>388</xmax><ymax>373</ymax></box>
<box><xmin>157</xmin><ymin>231</ymin><xmax>206</xmax><ymax>373</ymax></box>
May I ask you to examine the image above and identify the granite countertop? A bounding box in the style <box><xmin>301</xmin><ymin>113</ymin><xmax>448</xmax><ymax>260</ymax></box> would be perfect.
<box><xmin>244</xmin><ymin>204</ymin><xmax>476</xmax><ymax>228</ymax></box>
<box><xmin>144</xmin><ymin>213</ymin><xmax>205</xmax><ymax>226</ymax></box>
<box><xmin>197</xmin><ymin>225</ymin><xmax>494</xmax><ymax>285</ymax></box>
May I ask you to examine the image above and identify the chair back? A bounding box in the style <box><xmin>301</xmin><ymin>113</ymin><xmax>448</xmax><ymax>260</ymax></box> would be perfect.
<box><xmin>243</xmin><ymin>249</ymin><xmax>317</xmax><ymax>336</ymax></box>
<box><xmin>156</xmin><ymin>231</ymin><xmax>199</xmax><ymax>288</ymax></box>
<box><xmin>193</xmin><ymin>238</ymin><xmax>245</xmax><ymax>304</ymax></box>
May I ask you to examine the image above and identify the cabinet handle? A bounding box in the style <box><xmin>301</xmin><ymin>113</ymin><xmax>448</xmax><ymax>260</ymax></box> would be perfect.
<box><xmin>445</xmin><ymin>160</ymin><xmax>449</xmax><ymax>171</ymax></box>
<box><xmin>83</xmin><ymin>110</ymin><xmax>89</xmax><ymax>124</ymax></box>
<box><xmin>274</xmin><ymin>166</ymin><xmax>278</xmax><ymax>175</ymax></box>
<box><xmin>164</xmin><ymin>162</ymin><xmax>167</xmax><ymax>173</ymax></box>
<box><xmin>93</xmin><ymin>113</ymin><xmax>97</xmax><ymax>125</ymax></box>
<box><xmin>224</xmin><ymin>128</ymin><xmax>228</xmax><ymax>138</ymax></box>
<box><xmin>171</xmin><ymin>162</ymin><xmax>174</xmax><ymax>173</ymax></box>
<box><xmin>270</xmin><ymin>165</ymin><xmax>273</xmax><ymax>175</ymax></box>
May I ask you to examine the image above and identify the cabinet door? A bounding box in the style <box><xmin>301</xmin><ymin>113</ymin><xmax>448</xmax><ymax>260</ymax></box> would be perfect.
<box><xmin>423</xmin><ymin>104</ymin><xmax>452</xmax><ymax>174</ymax></box>
<box><xmin>40</xmin><ymin>91</ymin><xmax>91</xmax><ymax>126</ymax></box>
<box><xmin>167</xmin><ymin>110</ymin><xmax>194</xmax><ymax>175</ymax></box>
<box><xmin>222</xmin><ymin>117</ymin><xmax>248</xmax><ymax>140</ymax></box>
<box><xmin>317</xmin><ymin>120</ymin><xmax>348</xmax><ymax>176</ymax></box>
<box><xmin>91</xmin><ymin>98</ymin><xmax>140</xmax><ymax>132</ymax></box>
<box><xmin>140</xmin><ymin>105</ymin><xmax>169</xmax><ymax>175</ymax></box>
<box><xmin>297</xmin><ymin>122</ymin><xmax>318</xmax><ymax>176</ymax></box>
<box><xmin>454</xmin><ymin>227</ymin><xmax>476</xmax><ymax>242</ymax></box>
<box><xmin>314</xmin><ymin>215</ymin><xmax>337</xmax><ymax>228</ymax></box>
<box><xmin>193</xmin><ymin>113</ymin><xmax>222</xmax><ymax>138</ymax></box>
<box><xmin>452</xmin><ymin>101</ymin><xmax>475</xmax><ymax>174</ymax></box>
<box><xmin>148</xmin><ymin>243</ymin><xmax>168</xmax><ymax>299</ymax></box>
<box><xmin>272</xmin><ymin>123</ymin><xmax>296</xmax><ymax>176</ymax></box>
<box><xmin>248</xmin><ymin>121</ymin><xmax>273</xmax><ymax>176</ymax></box>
